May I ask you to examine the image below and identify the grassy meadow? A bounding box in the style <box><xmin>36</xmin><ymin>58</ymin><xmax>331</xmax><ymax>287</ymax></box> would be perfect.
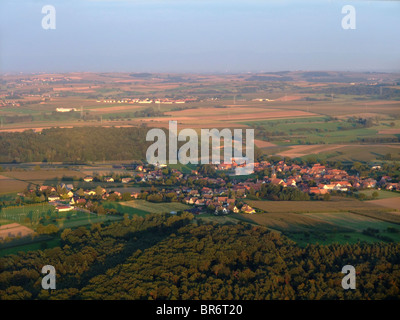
<box><xmin>119</xmin><ymin>200</ymin><xmax>191</xmax><ymax>215</ymax></box>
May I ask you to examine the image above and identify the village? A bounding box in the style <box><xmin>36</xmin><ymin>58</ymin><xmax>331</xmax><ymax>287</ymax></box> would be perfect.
<box><xmin>18</xmin><ymin>159</ymin><xmax>399</xmax><ymax>218</ymax></box>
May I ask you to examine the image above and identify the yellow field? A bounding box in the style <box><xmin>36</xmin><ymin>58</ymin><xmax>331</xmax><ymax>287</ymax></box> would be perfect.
<box><xmin>0</xmin><ymin>223</ymin><xmax>34</xmax><ymax>240</ymax></box>
<box><xmin>277</xmin><ymin>144</ymin><xmax>400</xmax><ymax>159</ymax></box>
<box><xmin>243</xmin><ymin>212</ymin><xmax>338</xmax><ymax>232</ymax></box>
<box><xmin>0</xmin><ymin>175</ymin><xmax>29</xmax><ymax>194</ymax></box>
<box><xmin>1</xmin><ymin>170</ymin><xmax>85</xmax><ymax>188</ymax></box>
<box><xmin>367</xmin><ymin>197</ymin><xmax>400</xmax><ymax>212</ymax></box>
<box><xmin>246</xmin><ymin>198</ymin><xmax>390</xmax><ymax>214</ymax></box>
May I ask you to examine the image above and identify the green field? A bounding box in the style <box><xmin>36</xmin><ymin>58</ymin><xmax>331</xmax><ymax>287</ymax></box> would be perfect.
<box><xmin>103</xmin><ymin>201</ymin><xmax>150</xmax><ymax>217</ymax></box>
<box><xmin>301</xmin><ymin>145</ymin><xmax>400</xmax><ymax>162</ymax></box>
<box><xmin>243</xmin><ymin>116</ymin><xmax>398</xmax><ymax>146</ymax></box>
<box><xmin>167</xmin><ymin>163</ymin><xmax>197</xmax><ymax>174</ymax></box>
<box><xmin>0</xmin><ymin>206</ymin><xmax>123</xmax><ymax>256</ymax></box>
<box><xmin>119</xmin><ymin>200</ymin><xmax>191</xmax><ymax>215</ymax></box>
<box><xmin>196</xmin><ymin>213</ymin><xmax>258</xmax><ymax>226</ymax></box>
<box><xmin>0</xmin><ymin>238</ymin><xmax>61</xmax><ymax>257</ymax></box>
<box><xmin>54</xmin><ymin>211</ymin><xmax>122</xmax><ymax>229</ymax></box>
<box><xmin>0</xmin><ymin>203</ymin><xmax>56</xmax><ymax>227</ymax></box>
<box><xmin>306</xmin><ymin>211</ymin><xmax>400</xmax><ymax>235</ymax></box>
<box><xmin>0</xmin><ymin>203</ymin><xmax>121</xmax><ymax>230</ymax></box>
<box><xmin>358</xmin><ymin>190</ymin><xmax>400</xmax><ymax>199</ymax></box>
<box><xmin>286</xmin><ymin>230</ymin><xmax>386</xmax><ymax>247</ymax></box>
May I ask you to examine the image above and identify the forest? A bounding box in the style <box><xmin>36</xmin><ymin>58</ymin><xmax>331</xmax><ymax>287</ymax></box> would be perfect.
<box><xmin>0</xmin><ymin>213</ymin><xmax>399</xmax><ymax>300</ymax></box>
<box><xmin>0</xmin><ymin>126</ymin><xmax>150</xmax><ymax>163</ymax></box>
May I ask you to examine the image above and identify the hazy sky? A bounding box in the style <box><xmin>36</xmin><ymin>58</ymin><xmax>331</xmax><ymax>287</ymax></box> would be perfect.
<box><xmin>1</xmin><ymin>0</ymin><xmax>399</xmax><ymax>73</ymax></box>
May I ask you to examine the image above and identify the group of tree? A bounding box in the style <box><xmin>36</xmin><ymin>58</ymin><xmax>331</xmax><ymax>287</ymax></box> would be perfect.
<box><xmin>0</xmin><ymin>127</ymin><xmax>150</xmax><ymax>163</ymax></box>
<box><xmin>0</xmin><ymin>213</ymin><xmax>399</xmax><ymax>300</ymax></box>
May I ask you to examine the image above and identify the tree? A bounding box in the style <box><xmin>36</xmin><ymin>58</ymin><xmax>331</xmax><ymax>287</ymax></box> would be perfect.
<box><xmin>198</xmin><ymin>164</ymin><xmax>216</xmax><ymax>176</ymax></box>
<box><xmin>76</xmin><ymin>188</ymin><xmax>85</xmax><ymax>197</ymax></box>
<box><xmin>384</xmin><ymin>153</ymin><xmax>392</xmax><ymax>161</ymax></box>
<box><xmin>95</xmin><ymin>186</ymin><xmax>104</xmax><ymax>196</ymax></box>
<box><xmin>122</xmin><ymin>192</ymin><xmax>131</xmax><ymax>201</ymax></box>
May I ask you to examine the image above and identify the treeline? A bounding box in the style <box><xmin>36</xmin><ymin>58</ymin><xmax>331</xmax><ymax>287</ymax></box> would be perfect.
<box><xmin>257</xmin><ymin>184</ymin><xmax>310</xmax><ymax>201</ymax></box>
<box><xmin>133</xmin><ymin>107</ymin><xmax>164</xmax><ymax>118</ymax></box>
<box><xmin>0</xmin><ymin>127</ymin><xmax>150</xmax><ymax>162</ymax></box>
<box><xmin>0</xmin><ymin>213</ymin><xmax>399</xmax><ymax>300</ymax></box>
<box><xmin>1</xmin><ymin>115</ymin><xmax>33</xmax><ymax>124</ymax></box>
<box><xmin>313</xmin><ymin>85</ymin><xmax>400</xmax><ymax>100</ymax></box>
<box><xmin>358</xmin><ymin>137</ymin><xmax>399</xmax><ymax>143</ymax></box>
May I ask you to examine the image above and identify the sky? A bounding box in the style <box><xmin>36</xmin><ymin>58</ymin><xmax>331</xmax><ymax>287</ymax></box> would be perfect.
<box><xmin>0</xmin><ymin>0</ymin><xmax>399</xmax><ymax>73</ymax></box>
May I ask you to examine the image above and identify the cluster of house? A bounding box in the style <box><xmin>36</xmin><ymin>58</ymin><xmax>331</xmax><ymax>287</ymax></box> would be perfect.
<box><xmin>182</xmin><ymin>190</ymin><xmax>255</xmax><ymax>215</ymax></box>
<box><xmin>97</xmin><ymin>98</ymin><xmax>197</xmax><ymax>104</ymax></box>
<box><xmin>251</xmin><ymin>98</ymin><xmax>274</xmax><ymax>102</ymax></box>
<box><xmin>55</xmin><ymin>107</ymin><xmax>77</xmax><ymax>113</ymax></box>
<box><xmin>215</xmin><ymin>161</ymin><xmax>391</xmax><ymax>195</ymax></box>
<box><xmin>31</xmin><ymin>160</ymin><xmax>398</xmax><ymax>216</ymax></box>
<box><xmin>83</xmin><ymin>161</ymin><xmax>397</xmax><ymax>199</ymax></box>
<box><xmin>37</xmin><ymin>184</ymin><xmax>77</xmax><ymax>213</ymax></box>
<box><xmin>0</xmin><ymin>98</ymin><xmax>20</xmax><ymax>107</ymax></box>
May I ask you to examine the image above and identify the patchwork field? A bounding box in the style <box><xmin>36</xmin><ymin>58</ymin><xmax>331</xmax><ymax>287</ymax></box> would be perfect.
<box><xmin>1</xmin><ymin>71</ymin><xmax>400</xmax><ymax>251</ymax></box>
<box><xmin>242</xmin><ymin>209</ymin><xmax>400</xmax><ymax>245</ymax></box>
<box><xmin>277</xmin><ymin>144</ymin><xmax>400</xmax><ymax>161</ymax></box>
<box><xmin>302</xmin><ymin>212</ymin><xmax>400</xmax><ymax>233</ymax></box>
<box><xmin>242</xmin><ymin>212</ymin><xmax>348</xmax><ymax>233</ymax></box>
<box><xmin>241</xmin><ymin>197</ymin><xmax>400</xmax><ymax>245</ymax></box>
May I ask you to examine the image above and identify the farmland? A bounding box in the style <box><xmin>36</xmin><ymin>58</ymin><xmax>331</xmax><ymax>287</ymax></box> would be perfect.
<box><xmin>242</xmin><ymin>198</ymin><xmax>400</xmax><ymax>245</ymax></box>
<box><xmin>358</xmin><ymin>190</ymin><xmax>400</xmax><ymax>200</ymax></box>
<box><xmin>367</xmin><ymin>197</ymin><xmax>400</xmax><ymax>212</ymax></box>
<box><xmin>119</xmin><ymin>200</ymin><xmax>191</xmax><ymax>215</ymax></box>
<box><xmin>1</xmin><ymin>72</ymin><xmax>399</xmax><ymax>167</ymax></box>
<box><xmin>0</xmin><ymin>203</ymin><xmax>120</xmax><ymax>231</ymax></box>
<box><xmin>239</xmin><ymin>210</ymin><xmax>400</xmax><ymax>246</ymax></box>
<box><xmin>1</xmin><ymin>70</ymin><xmax>400</xmax><ymax>250</ymax></box>
<box><xmin>0</xmin><ymin>203</ymin><xmax>56</xmax><ymax>226</ymax></box>
<box><xmin>285</xmin><ymin>144</ymin><xmax>400</xmax><ymax>162</ymax></box>
<box><xmin>0</xmin><ymin>175</ymin><xmax>29</xmax><ymax>194</ymax></box>
<box><xmin>0</xmin><ymin>169</ymin><xmax>86</xmax><ymax>190</ymax></box>
<box><xmin>245</xmin><ymin>198</ymin><xmax>390</xmax><ymax>214</ymax></box>
<box><xmin>0</xmin><ymin>223</ymin><xmax>34</xmax><ymax>241</ymax></box>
